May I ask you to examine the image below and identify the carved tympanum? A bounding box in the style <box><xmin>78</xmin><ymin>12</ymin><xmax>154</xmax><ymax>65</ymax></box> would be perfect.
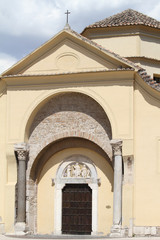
<box><xmin>63</xmin><ymin>162</ymin><xmax>91</xmax><ymax>178</ymax></box>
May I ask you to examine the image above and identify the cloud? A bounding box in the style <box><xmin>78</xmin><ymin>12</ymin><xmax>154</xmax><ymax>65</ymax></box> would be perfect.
<box><xmin>0</xmin><ymin>53</ymin><xmax>17</xmax><ymax>74</ymax></box>
<box><xmin>1</xmin><ymin>0</ymin><xmax>160</xmax><ymax>38</ymax></box>
<box><xmin>0</xmin><ymin>0</ymin><xmax>160</xmax><ymax>73</ymax></box>
<box><xmin>0</xmin><ymin>0</ymin><xmax>64</xmax><ymax>37</ymax></box>
<box><xmin>148</xmin><ymin>2</ymin><xmax>160</xmax><ymax>20</ymax></box>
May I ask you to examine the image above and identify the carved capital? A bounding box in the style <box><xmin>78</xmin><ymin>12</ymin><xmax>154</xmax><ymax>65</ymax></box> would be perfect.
<box><xmin>14</xmin><ymin>143</ymin><xmax>29</xmax><ymax>161</ymax></box>
<box><xmin>110</xmin><ymin>139</ymin><xmax>122</xmax><ymax>156</ymax></box>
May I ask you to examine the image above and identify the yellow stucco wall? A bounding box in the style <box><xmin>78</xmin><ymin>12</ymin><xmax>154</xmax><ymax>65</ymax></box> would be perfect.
<box><xmin>93</xmin><ymin>35</ymin><xmax>140</xmax><ymax>57</ymax></box>
<box><xmin>0</xmin><ymin>93</ymin><xmax>6</xmax><ymax>232</ymax></box>
<box><xmin>88</xmin><ymin>28</ymin><xmax>160</xmax><ymax>77</ymax></box>
<box><xmin>5</xmin><ymin>74</ymin><xmax>134</xmax><ymax>142</ymax></box>
<box><xmin>92</xmin><ymin>33</ymin><xmax>160</xmax><ymax>64</ymax></box>
<box><xmin>134</xmin><ymin>82</ymin><xmax>160</xmax><ymax>225</ymax></box>
<box><xmin>22</xmin><ymin>39</ymin><xmax>116</xmax><ymax>75</ymax></box>
<box><xmin>140</xmin><ymin>35</ymin><xmax>160</xmax><ymax>60</ymax></box>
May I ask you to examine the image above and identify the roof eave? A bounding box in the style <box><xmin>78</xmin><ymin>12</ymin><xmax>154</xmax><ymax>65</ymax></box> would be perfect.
<box><xmin>81</xmin><ymin>24</ymin><xmax>160</xmax><ymax>36</ymax></box>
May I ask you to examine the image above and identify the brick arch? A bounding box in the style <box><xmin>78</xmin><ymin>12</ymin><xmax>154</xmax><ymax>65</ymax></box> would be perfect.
<box><xmin>23</xmin><ymin>89</ymin><xmax>117</xmax><ymax>142</ymax></box>
<box><xmin>27</xmin><ymin>92</ymin><xmax>112</xmax><ymax>176</ymax></box>
<box><xmin>29</xmin><ymin>129</ymin><xmax>111</xmax><ymax>169</ymax></box>
<box><xmin>30</xmin><ymin>137</ymin><xmax>113</xmax><ymax>181</ymax></box>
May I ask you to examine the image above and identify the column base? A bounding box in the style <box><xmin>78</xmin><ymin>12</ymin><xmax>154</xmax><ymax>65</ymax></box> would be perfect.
<box><xmin>15</xmin><ymin>222</ymin><xmax>26</xmax><ymax>235</ymax></box>
<box><xmin>110</xmin><ymin>224</ymin><xmax>124</xmax><ymax>237</ymax></box>
<box><xmin>0</xmin><ymin>223</ymin><xmax>5</xmax><ymax>234</ymax></box>
<box><xmin>54</xmin><ymin>230</ymin><xmax>62</xmax><ymax>235</ymax></box>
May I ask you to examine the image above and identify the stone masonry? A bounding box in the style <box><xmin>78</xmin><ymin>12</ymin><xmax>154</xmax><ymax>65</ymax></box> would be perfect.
<box><xmin>26</xmin><ymin>92</ymin><xmax>112</xmax><ymax>233</ymax></box>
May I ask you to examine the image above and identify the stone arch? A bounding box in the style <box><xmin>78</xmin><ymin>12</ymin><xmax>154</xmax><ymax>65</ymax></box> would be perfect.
<box><xmin>30</xmin><ymin>137</ymin><xmax>113</xmax><ymax>182</ymax></box>
<box><xmin>28</xmin><ymin>92</ymin><xmax>112</xmax><ymax>167</ymax></box>
<box><xmin>26</xmin><ymin>91</ymin><xmax>113</xmax><ymax>233</ymax></box>
<box><xmin>23</xmin><ymin>88</ymin><xmax>116</xmax><ymax>141</ymax></box>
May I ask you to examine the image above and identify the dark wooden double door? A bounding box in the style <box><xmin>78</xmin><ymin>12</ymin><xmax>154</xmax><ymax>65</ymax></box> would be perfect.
<box><xmin>62</xmin><ymin>184</ymin><xmax>92</xmax><ymax>235</ymax></box>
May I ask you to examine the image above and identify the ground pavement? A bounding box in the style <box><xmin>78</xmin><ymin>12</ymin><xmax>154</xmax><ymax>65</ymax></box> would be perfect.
<box><xmin>0</xmin><ymin>235</ymin><xmax>160</xmax><ymax>240</ymax></box>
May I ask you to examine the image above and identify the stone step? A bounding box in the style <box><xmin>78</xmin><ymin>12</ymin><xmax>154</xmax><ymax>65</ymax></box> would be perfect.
<box><xmin>0</xmin><ymin>235</ymin><xmax>160</xmax><ymax>240</ymax></box>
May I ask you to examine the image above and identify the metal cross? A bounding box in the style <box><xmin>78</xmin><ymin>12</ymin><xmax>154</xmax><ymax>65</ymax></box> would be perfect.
<box><xmin>65</xmin><ymin>10</ymin><xmax>71</xmax><ymax>24</ymax></box>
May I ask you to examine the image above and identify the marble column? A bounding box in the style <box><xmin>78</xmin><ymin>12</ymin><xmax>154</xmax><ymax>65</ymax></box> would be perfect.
<box><xmin>14</xmin><ymin>143</ymin><xmax>29</xmax><ymax>235</ymax></box>
<box><xmin>110</xmin><ymin>139</ymin><xmax>123</xmax><ymax>236</ymax></box>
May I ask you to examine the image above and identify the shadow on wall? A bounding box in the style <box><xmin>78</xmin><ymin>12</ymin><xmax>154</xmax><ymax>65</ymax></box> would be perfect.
<box><xmin>31</xmin><ymin>137</ymin><xmax>113</xmax><ymax>189</ymax></box>
<box><xmin>36</xmin><ymin>147</ymin><xmax>114</xmax><ymax>191</ymax></box>
<box><xmin>29</xmin><ymin>92</ymin><xmax>112</xmax><ymax>139</ymax></box>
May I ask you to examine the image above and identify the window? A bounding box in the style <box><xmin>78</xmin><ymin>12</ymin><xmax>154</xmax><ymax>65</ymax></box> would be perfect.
<box><xmin>154</xmin><ymin>75</ymin><xmax>160</xmax><ymax>83</ymax></box>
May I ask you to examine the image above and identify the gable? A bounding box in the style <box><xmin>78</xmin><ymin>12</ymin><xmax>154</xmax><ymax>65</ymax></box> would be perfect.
<box><xmin>2</xmin><ymin>29</ymin><xmax>136</xmax><ymax>77</ymax></box>
<box><xmin>20</xmin><ymin>38</ymin><xmax>116</xmax><ymax>75</ymax></box>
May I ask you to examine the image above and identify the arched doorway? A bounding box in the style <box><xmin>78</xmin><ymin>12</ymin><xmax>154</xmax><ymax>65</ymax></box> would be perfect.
<box><xmin>54</xmin><ymin>155</ymin><xmax>99</xmax><ymax>235</ymax></box>
<box><xmin>26</xmin><ymin>92</ymin><xmax>113</xmax><ymax>235</ymax></box>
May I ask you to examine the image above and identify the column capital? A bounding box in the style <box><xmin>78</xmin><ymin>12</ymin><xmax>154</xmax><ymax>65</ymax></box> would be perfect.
<box><xmin>14</xmin><ymin>143</ymin><xmax>29</xmax><ymax>161</ymax></box>
<box><xmin>110</xmin><ymin>139</ymin><xmax>122</xmax><ymax>156</ymax></box>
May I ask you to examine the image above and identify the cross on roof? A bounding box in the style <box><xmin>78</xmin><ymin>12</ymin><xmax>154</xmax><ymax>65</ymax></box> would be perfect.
<box><xmin>65</xmin><ymin>10</ymin><xmax>71</xmax><ymax>25</ymax></box>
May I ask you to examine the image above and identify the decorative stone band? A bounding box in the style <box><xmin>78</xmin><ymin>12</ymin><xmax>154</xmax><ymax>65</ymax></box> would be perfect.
<box><xmin>14</xmin><ymin>143</ymin><xmax>29</xmax><ymax>161</ymax></box>
<box><xmin>110</xmin><ymin>139</ymin><xmax>122</xmax><ymax>156</ymax></box>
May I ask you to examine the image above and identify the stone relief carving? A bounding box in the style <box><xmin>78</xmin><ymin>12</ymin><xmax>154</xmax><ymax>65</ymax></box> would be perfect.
<box><xmin>16</xmin><ymin>150</ymin><xmax>28</xmax><ymax>161</ymax></box>
<box><xmin>63</xmin><ymin>162</ymin><xmax>91</xmax><ymax>178</ymax></box>
<box><xmin>14</xmin><ymin>143</ymin><xmax>29</xmax><ymax>161</ymax></box>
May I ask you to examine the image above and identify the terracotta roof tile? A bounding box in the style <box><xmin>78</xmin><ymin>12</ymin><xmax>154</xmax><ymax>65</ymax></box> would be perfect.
<box><xmin>126</xmin><ymin>56</ymin><xmax>160</xmax><ymax>63</ymax></box>
<box><xmin>138</xmin><ymin>69</ymin><xmax>160</xmax><ymax>91</ymax></box>
<box><xmin>2</xmin><ymin>68</ymin><xmax>134</xmax><ymax>78</ymax></box>
<box><xmin>85</xmin><ymin>9</ymin><xmax>160</xmax><ymax>30</ymax></box>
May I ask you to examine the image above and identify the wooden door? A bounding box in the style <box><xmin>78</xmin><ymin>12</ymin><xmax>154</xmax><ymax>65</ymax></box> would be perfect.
<box><xmin>62</xmin><ymin>184</ymin><xmax>92</xmax><ymax>235</ymax></box>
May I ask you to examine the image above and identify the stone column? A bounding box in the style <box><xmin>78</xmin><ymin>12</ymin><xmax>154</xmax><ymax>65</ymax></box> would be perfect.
<box><xmin>14</xmin><ymin>143</ymin><xmax>29</xmax><ymax>235</ymax></box>
<box><xmin>110</xmin><ymin>139</ymin><xmax>123</xmax><ymax>236</ymax></box>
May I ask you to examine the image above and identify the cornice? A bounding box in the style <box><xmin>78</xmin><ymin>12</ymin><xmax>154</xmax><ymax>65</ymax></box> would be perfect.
<box><xmin>2</xmin><ymin>70</ymin><xmax>134</xmax><ymax>89</ymax></box>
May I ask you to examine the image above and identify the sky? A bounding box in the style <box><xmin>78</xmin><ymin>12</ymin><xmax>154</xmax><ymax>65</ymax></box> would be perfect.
<box><xmin>0</xmin><ymin>0</ymin><xmax>160</xmax><ymax>74</ymax></box>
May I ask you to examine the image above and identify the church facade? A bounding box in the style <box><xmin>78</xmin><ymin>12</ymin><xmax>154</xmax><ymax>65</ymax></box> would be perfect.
<box><xmin>0</xmin><ymin>9</ymin><xmax>160</xmax><ymax>237</ymax></box>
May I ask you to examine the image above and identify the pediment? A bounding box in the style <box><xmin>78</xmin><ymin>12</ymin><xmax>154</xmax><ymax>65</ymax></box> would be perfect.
<box><xmin>21</xmin><ymin>39</ymin><xmax>118</xmax><ymax>75</ymax></box>
<box><xmin>2</xmin><ymin>29</ymin><xmax>135</xmax><ymax>76</ymax></box>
